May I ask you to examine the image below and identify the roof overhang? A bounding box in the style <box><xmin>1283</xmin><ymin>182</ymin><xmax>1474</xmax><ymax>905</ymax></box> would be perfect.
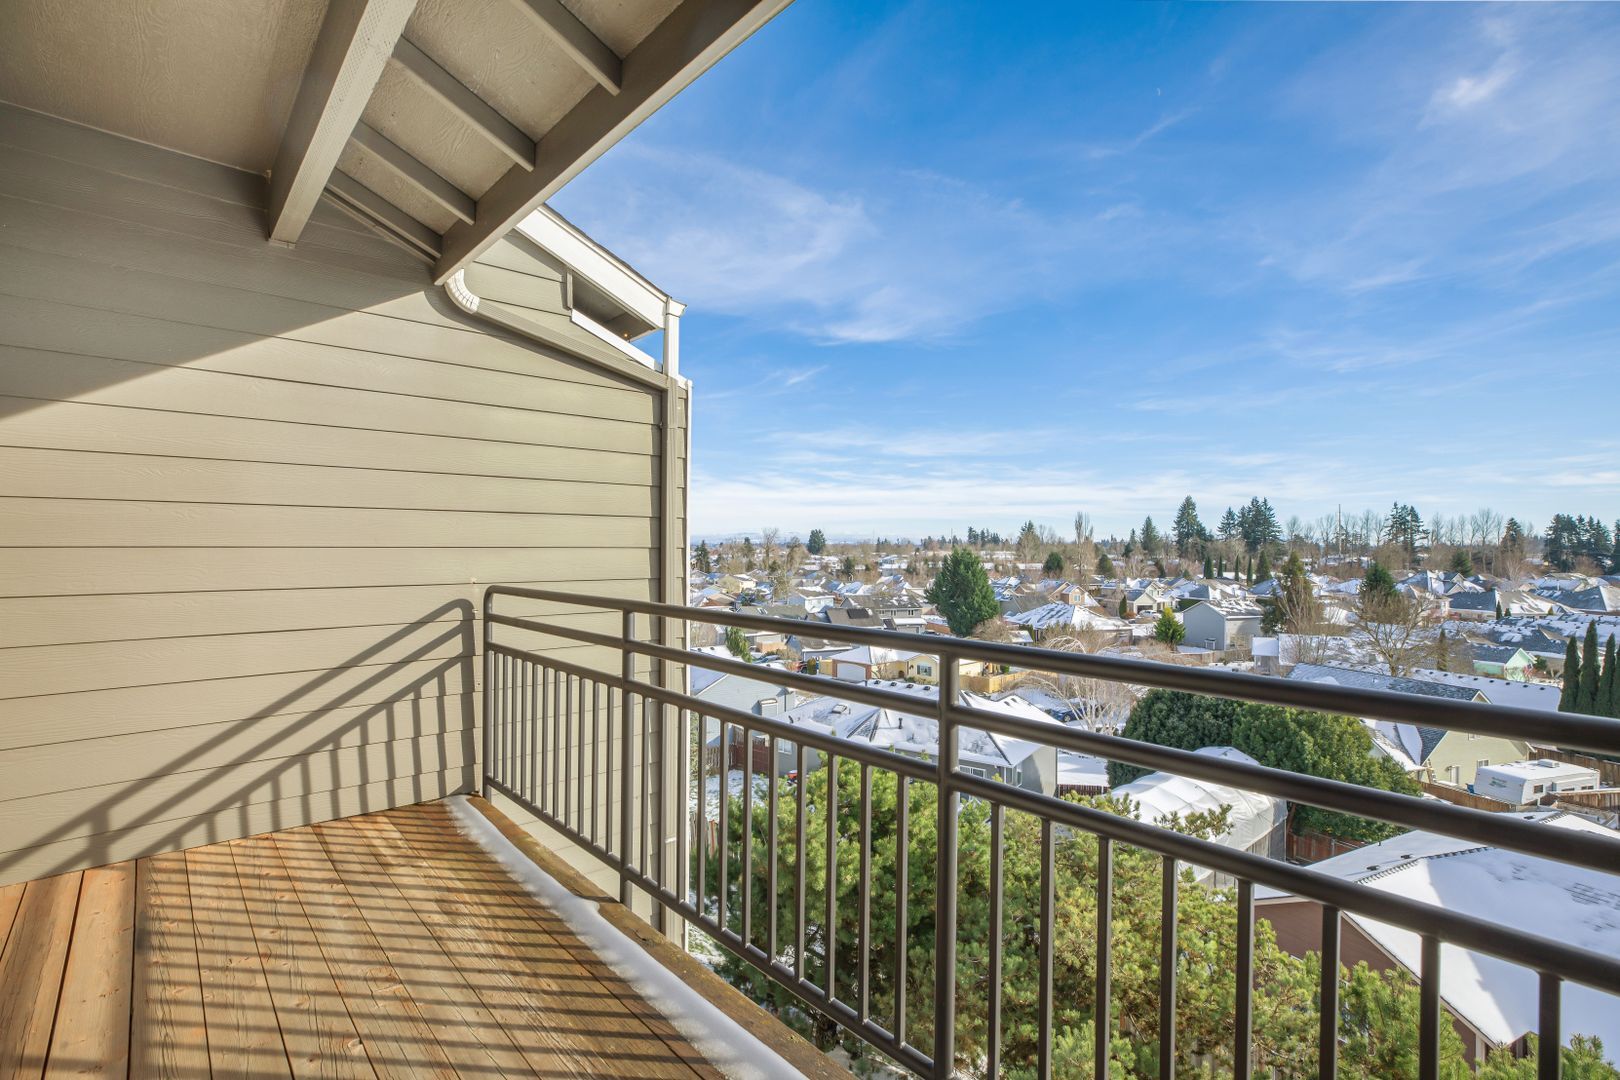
<box><xmin>0</xmin><ymin>0</ymin><xmax>791</xmax><ymax>280</ymax></box>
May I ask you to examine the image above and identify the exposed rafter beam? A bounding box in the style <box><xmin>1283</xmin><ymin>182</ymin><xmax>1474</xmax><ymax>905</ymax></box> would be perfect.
<box><xmin>434</xmin><ymin>0</ymin><xmax>792</xmax><ymax>283</ymax></box>
<box><xmin>512</xmin><ymin>0</ymin><xmax>621</xmax><ymax>94</ymax></box>
<box><xmin>390</xmin><ymin>38</ymin><xmax>535</xmax><ymax>171</ymax></box>
<box><xmin>268</xmin><ymin>0</ymin><xmax>418</xmax><ymax>245</ymax></box>
<box><xmin>326</xmin><ymin>171</ymin><xmax>441</xmax><ymax>259</ymax></box>
<box><xmin>351</xmin><ymin>121</ymin><xmax>475</xmax><ymax>224</ymax></box>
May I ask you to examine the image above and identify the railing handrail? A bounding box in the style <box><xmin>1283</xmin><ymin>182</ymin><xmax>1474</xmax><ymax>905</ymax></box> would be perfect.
<box><xmin>481</xmin><ymin>584</ymin><xmax>1620</xmax><ymax>1079</ymax></box>
<box><xmin>486</xmin><ymin>586</ymin><xmax>1620</xmax><ymax>879</ymax></box>
<box><xmin>486</xmin><ymin>584</ymin><xmax>1620</xmax><ymax>757</ymax></box>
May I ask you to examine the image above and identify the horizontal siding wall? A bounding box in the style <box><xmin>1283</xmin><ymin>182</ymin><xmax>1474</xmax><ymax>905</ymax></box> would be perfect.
<box><xmin>0</xmin><ymin>105</ymin><xmax>686</xmax><ymax>886</ymax></box>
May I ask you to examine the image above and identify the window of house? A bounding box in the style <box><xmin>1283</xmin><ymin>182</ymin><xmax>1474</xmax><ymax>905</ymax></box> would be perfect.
<box><xmin>1533</xmin><ymin>784</ymin><xmax>1545</xmax><ymax>794</ymax></box>
<box><xmin>1447</xmin><ymin>765</ymin><xmax>1460</xmax><ymax>784</ymax></box>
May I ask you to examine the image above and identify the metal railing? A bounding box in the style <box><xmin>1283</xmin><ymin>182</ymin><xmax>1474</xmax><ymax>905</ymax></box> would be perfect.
<box><xmin>481</xmin><ymin>585</ymin><xmax>1620</xmax><ymax>1079</ymax></box>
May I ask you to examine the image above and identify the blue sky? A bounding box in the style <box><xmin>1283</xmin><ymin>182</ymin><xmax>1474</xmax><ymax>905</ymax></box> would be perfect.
<box><xmin>552</xmin><ymin>2</ymin><xmax>1620</xmax><ymax>541</ymax></box>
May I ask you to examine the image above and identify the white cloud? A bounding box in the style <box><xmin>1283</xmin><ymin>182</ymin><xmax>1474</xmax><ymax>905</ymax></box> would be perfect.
<box><xmin>1427</xmin><ymin>57</ymin><xmax>1516</xmax><ymax>114</ymax></box>
<box><xmin>553</xmin><ymin>145</ymin><xmax>1171</xmax><ymax>345</ymax></box>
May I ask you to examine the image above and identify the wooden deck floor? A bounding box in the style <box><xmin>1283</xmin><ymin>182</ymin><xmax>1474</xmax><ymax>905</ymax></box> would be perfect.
<box><xmin>0</xmin><ymin>801</ymin><xmax>725</xmax><ymax>1079</ymax></box>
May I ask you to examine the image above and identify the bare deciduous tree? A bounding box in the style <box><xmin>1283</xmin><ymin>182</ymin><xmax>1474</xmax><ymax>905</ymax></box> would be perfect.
<box><xmin>1352</xmin><ymin>590</ymin><xmax>1431</xmax><ymax>676</ymax></box>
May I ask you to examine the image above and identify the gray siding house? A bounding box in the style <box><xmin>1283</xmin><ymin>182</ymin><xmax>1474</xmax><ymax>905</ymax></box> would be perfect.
<box><xmin>1180</xmin><ymin>598</ymin><xmax>1264</xmax><ymax>652</ymax></box>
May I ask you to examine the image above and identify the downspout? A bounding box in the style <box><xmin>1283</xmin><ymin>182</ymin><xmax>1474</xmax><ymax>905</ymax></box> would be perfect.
<box><xmin>448</xmin><ymin>268</ymin><xmax>691</xmax><ymax>940</ymax></box>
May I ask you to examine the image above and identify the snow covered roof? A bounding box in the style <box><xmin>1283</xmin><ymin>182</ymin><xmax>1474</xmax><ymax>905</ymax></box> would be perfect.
<box><xmin>824</xmin><ymin>644</ymin><xmax>927</xmax><ymax>666</ymax></box>
<box><xmin>773</xmin><ymin>681</ymin><xmax>1062</xmax><ymax>771</ymax></box>
<box><xmin>1192</xmin><ymin>598</ymin><xmax>1265</xmax><ymax>618</ymax></box>
<box><xmin>1112</xmin><ymin>747</ymin><xmax>1287</xmax><ymax>853</ymax></box>
<box><xmin>1256</xmin><ymin>813</ymin><xmax>1620</xmax><ymax>1056</ymax></box>
<box><xmin>1056</xmin><ymin>751</ymin><xmax>1111</xmax><ymax>789</ymax></box>
<box><xmin>1006</xmin><ymin>602</ymin><xmax>1128</xmax><ymax>632</ymax></box>
<box><xmin>1288</xmin><ymin>663</ymin><xmax>1485</xmax><ymax>703</ymax></box>
<box><xmin>1404</xmin><ymin>669</ymin><xmax>1564</xmax><ymax>712</ymax></box>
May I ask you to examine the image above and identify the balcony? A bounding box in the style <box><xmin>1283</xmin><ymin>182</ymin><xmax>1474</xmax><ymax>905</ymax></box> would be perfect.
<box><xmin>0</xmin><ymin>799</ymin><xmax>840</xmax><ymax>1078</ymax></box>
<box><xmin>480</xmin><ymin>586</ymin><xmax>1620</xmax><ymax>1079</ymax></box>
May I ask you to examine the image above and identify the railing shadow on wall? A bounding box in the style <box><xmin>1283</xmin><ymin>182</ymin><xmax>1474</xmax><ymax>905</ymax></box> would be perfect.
<box><xmin>482</xmin><ymin>585</ymin><xmax>1620</xmax><ymax>1080</ymax></box>
<box><xmin>0</xmin><ymin>599</ymin><xmax>477</xmax><ymax>884</ymax></box>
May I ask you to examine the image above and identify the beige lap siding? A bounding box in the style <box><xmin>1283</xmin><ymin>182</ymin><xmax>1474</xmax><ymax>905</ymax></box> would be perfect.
<box><xmin>0</xmin><ymin>103</ymin><xmax>685</xmax><ymax>886</ymax></box>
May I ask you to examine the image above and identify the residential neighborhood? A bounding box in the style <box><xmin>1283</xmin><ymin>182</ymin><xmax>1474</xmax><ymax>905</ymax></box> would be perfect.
<box><xmin>682</xmin><ymin>504</ymin><xmax>1620</xmax><ymax>1070</ymax></box>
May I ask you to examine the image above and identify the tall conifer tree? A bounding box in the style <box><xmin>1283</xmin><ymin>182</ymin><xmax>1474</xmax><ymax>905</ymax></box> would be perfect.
<box><xmin>1559</xmin><ymin>638</ymin><xmax>1581</xmax><ymax>713</ymax></box>
<box><xmin>1577</xmin><ymin>623</ymin><xmax>1601</xmax><ymax>714</ymax></box>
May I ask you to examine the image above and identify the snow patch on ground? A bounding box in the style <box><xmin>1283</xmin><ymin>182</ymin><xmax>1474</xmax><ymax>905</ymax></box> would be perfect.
<box><xmin>443</xmin><ymin>796</ymin><xmax>806</xmax><ymax>1079</ymax></box>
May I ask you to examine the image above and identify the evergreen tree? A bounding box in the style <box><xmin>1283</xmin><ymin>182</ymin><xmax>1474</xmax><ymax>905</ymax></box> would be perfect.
<box><xmin>1501</xmin><ymin>517</ymin><xmax>1525</xmax><ymax>554</ymax></box>
<box><xmin>1140</xmin><ymin>516</ymin><xmax>1162</xmax><ymax>557</ymax></box>
<box><xmin>1362</xmin><ymin>562</ymin><xmax>1398</xmax><ymax>603</ymax></box>
<box><xmin>1435</xmin><ymin>628</ymin><xmax>1451</xmax><ymax>672</ymax></box>
<box><xmin>1153</xmin><ymin>607</ymin><xmax>1185</xmax><ymax>646</ymax></box>
<box><xmin>840</xmin><ymin>555</ymin><xmax>856</xmax><ymax>581</ymax></box>
<box><xmin>1096</xmin><ymin>551</ymin><xmax>1115</xmax><ymax>577</ymax></box>
<box><xmin>1043</xmin><ymin>551</ymin><xmax>1064</xmax><ymax>577</ymax></box>
<box><xmin>694</xmin><ymin>540</ymin><xmax>712</xmax><ymax>574</ymax></box>
<box><xmin>1579</xmin><ymin>623</ymin><xmax>1601</xmax><ymax>714</ymax></box>
<box><xmin>1449</xmin><ymin>550</ymin><xmax>1473</xmax><ymax>576</ymax></box>
<box><xmin>925</xmin><ymin>547</ymin><xmax>999</xmax><ymax>636</ymax></box>
<box><xmin>1217</xmin><ymin>556</ymin><xmax>1225</xmax><ymax>578</ymax></box>
<box><xmin>1172</xmin><ymin>496</ymin><xmax>1205</xmax><ymax>558</ymax></box>
<box><xmin>1602</xmin><ymin>637</ymin><xmax>1619</xmax><ymax>719</ymax></box>
<box><xmin>1202</xmin><ymin>554</ymin><xmax>1213</xmax><ymax>579</ymax></box>
<box><xmin>1496</xmin><ymin>601</ymin><xmax>1505</xmax><ymax>620</ymax></box>
<box><xmin>741</xmin><ymin>536</ymin><xmax>755</xmax><ymax>571</ymax></box>
<box><xmin>806</xmin><ymin>528</ymin><xmax>827</xmax><ymax>555</ymax></box>
<box><xmin>1218</xmin><ymin>507</ymin><xmax>1240</xmax><ymax>543</ymax></box>
<box><xmin>1385</xmin><ymin>502</ymin><xmax>1426</xmax><ymax>555</ymax></box>
<box><xmin>1245</xmin><ymin>555</ymin><xmax>1253</xmax><ymax>584</ymax></box>
<box><xmin>1560</xmin><ymin>638</ymin><xmax>1582</xmax><ymax>713</ymax></box>
<box><xmin>1256</xmin><ymin>552</ymin><xmax>1272</xmax><ymax>582</ymax></box>
<box><xmin>723</xmin><ymin>625</ymin><xmax>751</xmax><ymax>662</ymax></box>
<box><xmin>1118</xmin><ymin>595</ymin><xmax>1129</xmax><ymax>618</ymax></box>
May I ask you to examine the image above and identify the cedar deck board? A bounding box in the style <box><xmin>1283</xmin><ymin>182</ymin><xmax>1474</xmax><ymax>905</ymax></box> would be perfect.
<box><xmin>0</xmin><ymin>801</ymin><xmax>782</xmax><ymax>1078</ymax></box>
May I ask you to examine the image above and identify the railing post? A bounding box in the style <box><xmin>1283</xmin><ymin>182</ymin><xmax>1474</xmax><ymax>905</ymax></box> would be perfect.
<box><xmin>933</xmin><ymin>649</ymin><xmax>959</xmax><ymax>1078</ymax></box>
<box><xmin>482</xmin><ymin>587</ymin><xmax>495</xmax><ymax>798</ymax></box>
<box><xmin>621</xmin><ymin>609</ymin><xmax>636</xmax><ymax>908</ymax></box>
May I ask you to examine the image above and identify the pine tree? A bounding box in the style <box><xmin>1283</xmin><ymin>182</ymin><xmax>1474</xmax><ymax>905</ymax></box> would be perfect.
<box><xmin>1119</xmin><ymin>596</ymin><xmax>1129</xmax><ymax>618</ymax></box>
<box><xmin>925</xmin><ymin>547</ymin><xmax>999</xmax><ymax>637</ymax></box>
<box><xmin>1153</xmin><ymin>607</ymin><xmax>1185</xmax><ymax>645</ymax></box>
<box><xmin>1043</xmin><ymin>551</ymin><xmax>1064</xmax><ymax>577</ymax></box>
<box><xmin>1173</xmin><ymin>496</ymin><xmax>1205</xmax><ymax>559</ymax></box>
<box><xmin>1577</xmin><ymin>623</ymin><xmax>1601</xmax><ymax>715</ymax></box>
<box><xmin>806</xmin><ymin>529</ymin><xmax>827</xmax><ymax>555</ymax></box>
<box><xmin>1217</xmin><ymin>557</ymin><xmax>1225</xmax><ymax>579</ymax></box>
<box><xmin>1218</xmin><ymin>507</ymin><xmax>1239</xmax><ymax>543</ymax></box>
<box><xmin>741</xmin><ymin>536</ymin><xmax>755</xmax><ymax>571</ymax></box>
<box><xmin>1602</xmin><ymin>637</ymin><xmax>1619</xmax><ymax>719</ymax></box>
<box><xmin>695</xmin><ymin>540</ymin><xmax>712</xmax><ymax>574</ymax></box>
<box><xmin>1560</xmin><ymin>638</ymin><xmax>1581</xmax><ymax>713</ymax></box>
<box><xmin>1362</xmin><ymin>562</ymin><xmax>1398</xmax><ymax>603</ymax></box>
<box><xmin>1256</xmin><ymin>552</ymin><xmax>1272</xmax><ymax>582</ymax></box>
<box><xmin>1139</xmin><ymin>516</ymin><xmax>1162</xmax><ymax>558</ymax></box>
<box><xmin>1245</xmin><ymin>555</ymin><xmax>1253</xmax><ymax>584</ymax></box>
<box><xmin>1202</xmin><ymin>554</ymin><xmax>1213</xmax><ymax>580</ymax></box>
<box><xmin>1435</xmin><ymin>628</ymin><xmax>1451</xmax><ymax>672</ymax></box>
<box><xmin>1096</xmin><ymin>551</ymin><xmax>1115</xmax><ymax>577</ymax></box>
